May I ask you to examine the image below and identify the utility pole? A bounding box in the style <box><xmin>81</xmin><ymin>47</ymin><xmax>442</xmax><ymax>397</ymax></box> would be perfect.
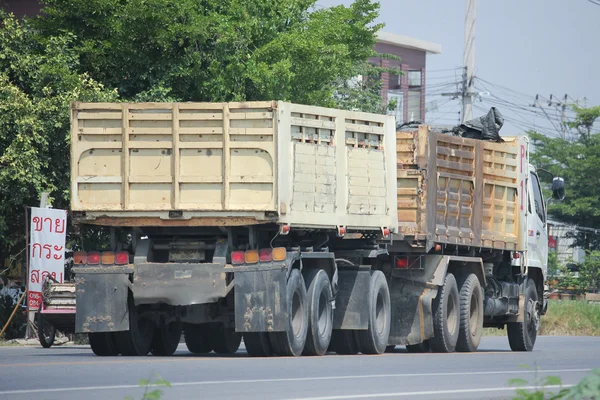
<box><xmin>441</xmin><ymin>0</ymin><xmax>476</xmax><ymax>123</ymax></box>
<box><xmin>462</xmin><ymin>0</ymin><xmax>476</xmax><ymax>122</ymax></box>
<box><xmin>533</xmin><ymin>94</ymin><xmax>581</xmax><ymax>140</ymax></box>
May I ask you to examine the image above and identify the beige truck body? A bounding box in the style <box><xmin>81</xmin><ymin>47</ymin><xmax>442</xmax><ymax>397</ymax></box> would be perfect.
<box><xmin>70</xmin><ymin>101</ymin><xmax>397</xmax><ymax>232</ymax></box>
<box><xmin>395</xmin><ymin>126</ymin><xmax>529</xmax><ymax>252</ymax></box>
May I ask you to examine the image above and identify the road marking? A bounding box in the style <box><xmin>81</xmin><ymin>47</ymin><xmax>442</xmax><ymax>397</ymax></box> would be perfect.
<box><xmin>0</xmin><ymin>350</ymin><xmax>519</xmax><ymax>368</ymax></box>
<box><xmin>281</xmin><ymin>385</ymin><xmax>575</xmax><ymax>400</ymax></box>
<box><xmin>0</xmin><ymin>369</ymin><xmax>588</xmax><ymax>395</ymax></box>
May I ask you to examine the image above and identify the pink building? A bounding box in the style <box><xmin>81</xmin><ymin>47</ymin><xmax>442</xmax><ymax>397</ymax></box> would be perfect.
<box><xmin>372</xmin><ymin>32</ymin><xmax>442</xmax><ymax>124</ymax></box>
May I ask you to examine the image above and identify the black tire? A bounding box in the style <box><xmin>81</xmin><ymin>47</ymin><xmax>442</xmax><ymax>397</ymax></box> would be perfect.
<box><xmin>507</xmin><ymin>279</ymin><xmax>539</xmax><ymax>352</ymax></box>
<box><xmin>184</xmin><ymin>323</ymin><xmax>212</xmax><ymax>354</ymax></box>
<box><xmin>356</xmin><ymin>270</ymin><xmax>391</xmax><ymax>354</ymax></box>
<box><xmin>303</xmin><ymin>269</ymin><xmax>334</xmax><ymax>356</ymax></box>
<box><xmin>210</xmin><ymin>323</ymin><xmax>242</xmax><ymax>355</ymax></box>
<box><xmin>269</xmin><ymin>269</ymin><xmax>308</xmax><ymax>356</ymax></box>
<box><xmin>243</xmin><ymin>332</ymin><xmax>273</xmax><ymax>357</ymax></box>
<box><xmin>37</xmin><ymin>313</ymin><xmax>55</xmax><ymax>348</ymax></box>
<box><xmin>330</xmin><ymin>330</ymin><xmax>360</xmax><ymax>355</ymax></box>
<box><xmin>151</xmin><ymin>321</ymin><xmax>182</xmax><ymax>356</ymax></box>
<box><xmin>430</xmin><ymin>273</ymin><xmax>460</xmax><ymax>353</ymax></box>
<box><xmin>88</xmin><ymin>332</ymin><xmax>119</xmax><ymax>356</ymax></box>
<box><xmin>116</xmin><ymin>297</ymin><xmax>154</xmax><ymax>356</ymax></box>
<box><xmin>456</xmin><ymin>273</ymin><xmax>484</xmax><ymax>352</ymax></box>
<box><xmin>406</xmin><ymin>340</ymin><xmax>431</xmax><ymax>353</ymax></box>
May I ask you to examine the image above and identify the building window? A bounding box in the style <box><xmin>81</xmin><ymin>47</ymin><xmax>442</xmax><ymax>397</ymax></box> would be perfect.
<box><xmin>387</xmin><ymin>90</ymin><xmax>403</xmax><ymax>125</ymax></box>
<box><xmin>407</xmin><ymin>71</ymin><xmax>422</xmax><ymax>87</ymax></box>
<box><xmin>407</xmin><ymin>89</ymin><xmax>422</xmax><ymax>122</ymax></box>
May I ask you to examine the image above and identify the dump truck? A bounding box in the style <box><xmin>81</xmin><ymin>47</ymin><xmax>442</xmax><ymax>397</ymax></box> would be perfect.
<box><xmin>69</xmin><ymin>101</ymin><xmax>564</xmax><ymax>357</ymax></box>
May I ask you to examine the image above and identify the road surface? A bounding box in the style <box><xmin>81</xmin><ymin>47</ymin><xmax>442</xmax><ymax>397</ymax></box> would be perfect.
<box><xmin>0</xmin><ymin>336</ymin><xmax>598</xmax><ymax>400</ymax></box>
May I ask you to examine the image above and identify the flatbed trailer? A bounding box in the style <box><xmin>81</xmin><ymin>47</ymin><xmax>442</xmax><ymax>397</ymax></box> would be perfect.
<box><xmin>69</xmin><ymin>101</ymin><xmax>564</xmax><ymax>357</ymax></box>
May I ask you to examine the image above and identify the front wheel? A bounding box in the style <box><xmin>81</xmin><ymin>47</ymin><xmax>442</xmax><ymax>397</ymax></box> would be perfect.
<box><xmin>507</xmin><ymin>279</ymin><xmax>539</xmax><ymax>352</ymax></box>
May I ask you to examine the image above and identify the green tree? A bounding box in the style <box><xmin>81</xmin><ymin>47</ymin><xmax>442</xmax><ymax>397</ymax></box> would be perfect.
<box><xmin>579</xmin><ymin>250</ymin><xmax>600</xmax><ymax>293</ymax></box>
<box><xmin>35</xmin><ymin>0</ymin><xmax>396</xmax><ymax>110</ymax></box>
<box><xmin>529</xmin><ymin>105</ymin><xmax>600</xmax><ymax>250</ymax></box>
<box><xmin>0</xmin><ymin>11</ymin><xmax>118</xmax><ymax>262</ymax></box>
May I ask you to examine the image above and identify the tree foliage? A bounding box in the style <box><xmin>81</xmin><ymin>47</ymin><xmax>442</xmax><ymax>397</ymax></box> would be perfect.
<box><xmin>529</xmin><ymin>105</ymin><xmax>600</xmax><ymax>250</ymax></box>
<box><xmin>0</xmin><ymin>11</ymin><xmax>118</xmax><ymax>259</ymax></box>
<box><xmin>35</xmin><ymin>0</ymin><xmax>392</xmax><ymax>110</ymax></box>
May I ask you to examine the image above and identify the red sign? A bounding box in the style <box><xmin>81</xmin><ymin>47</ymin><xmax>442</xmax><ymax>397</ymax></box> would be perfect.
<box><xmin>548</xmin><ymin>236</ymin><xmax>557</xmax><ymax>249</ymax></box>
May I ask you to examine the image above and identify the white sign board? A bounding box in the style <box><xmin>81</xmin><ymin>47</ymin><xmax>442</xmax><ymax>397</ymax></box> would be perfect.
<box><xmin>28</xmin><ymin>207</ymin><xmax>67</xmax><ymax>310</ymax></box>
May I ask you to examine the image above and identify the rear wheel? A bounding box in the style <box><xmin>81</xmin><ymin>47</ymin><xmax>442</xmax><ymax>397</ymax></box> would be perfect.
<box><xmin>243</xmin><ymin>332</ymin><xmax>272</xmax><ymax>357</ymax></box>
<box><xmin>430</xmin><ymin>273</ymin><xmax>460</xmax><ymax>353</ymax></box>
<box><xmin>116</xmin><ymin>297</ymin><xmax>154</xmax><ymax>356</ymax></box>
<box><xmin>210</xmin><ymin>323</ymin><xmax>242</xmax><ymax>355</ymax></box>
<box><xmin>507</xmin><ymin>279</ymin><xmax>539</xmax><ymax>352</ymax></box>
<box><xmin>406</xmin><ymin>340</ymin><xmax>431</xmax><ymax>353</ymax></box>
<box><xmin>151</xmin><ymin>321</ymin><xmax>182</xmax><ymax>356</ymax></box>
<box><xmin>356</xmin><ymin>270</ymin><xmax>391</xmax><ymax>354</ymax></box>
<box><xmin>303</xmin><ymin>269</ymin><xmax>333</xmax><ymax>356</ymax></box>
<box><xmin>269</xmin><ymin>269</ymin><xmax>308</xmax><ymax>356</ymax></box>
<box><xmin>37</xmin><ymin>313</ymin><xmax>56</xmax><ymax>349</ymax></box>
<box><xmin>184</xmin><ymin>323</ymin><xmax>212</xmax><ymax>354</ymax></box>
<box><xmin>88</xmin><ymin>332</ymin><xmax>119</xmax><ymax>356</ymax></box>
<box><xmin>456</xmin><ymin>274</ymin><xmax>483</xmax><ymax>352</ymax></box>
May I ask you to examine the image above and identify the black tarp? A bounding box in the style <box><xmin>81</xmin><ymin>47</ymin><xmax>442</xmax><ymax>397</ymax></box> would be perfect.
<box><xmin>455</xmin><ymin>107</ymin><xmax>504</xmax><ymax>142</ymax></box>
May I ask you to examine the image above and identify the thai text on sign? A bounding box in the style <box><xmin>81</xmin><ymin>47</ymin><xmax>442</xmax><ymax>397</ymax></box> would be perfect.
<box><xmin>28</xmin><ymin>207</ymin><xmax>67</xmax><ymax>310</ymax></box>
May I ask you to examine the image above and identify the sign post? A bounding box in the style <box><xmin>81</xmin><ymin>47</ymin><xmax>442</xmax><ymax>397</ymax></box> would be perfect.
<box><xmin>26</xmin><ymin>205</ymin><xmax>67</xmax><ymax>338</ymax></box>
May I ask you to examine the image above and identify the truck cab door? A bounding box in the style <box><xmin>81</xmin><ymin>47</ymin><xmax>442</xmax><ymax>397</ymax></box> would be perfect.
<box><xmin>527</xmin><ymin>172</ymin><xmax>548</xmax><ymax>271</ymax></box>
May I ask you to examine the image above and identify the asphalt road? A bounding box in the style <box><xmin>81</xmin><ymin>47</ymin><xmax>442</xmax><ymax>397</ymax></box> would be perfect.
<box><xmin>0</xmin><ymin>336</ymin><xmax>597</xmax><ymax>400</ymax></box>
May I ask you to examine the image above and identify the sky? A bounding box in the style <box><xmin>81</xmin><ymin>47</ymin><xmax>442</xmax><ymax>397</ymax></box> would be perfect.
<box><xmin>315</xmin><ymin>0</ymin><xmax>600</xmax><ymax>138</ymax></box>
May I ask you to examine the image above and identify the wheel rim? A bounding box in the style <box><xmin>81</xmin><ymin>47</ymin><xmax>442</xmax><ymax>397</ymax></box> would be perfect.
<box><xmin>375</xmin><ymin>290</ymin><xmax>386</xmax><ymax>336</ymax></box>
<box><xmin>447</xmin><ymin>291</ymin><xmax>458</xmax><ymax>336</ymax></box>
<box><xmin>291</xmin><ymin>291</ymin><xmax>303</xmax><ymax>337</ymax></box>
<box><xmin>527</xmin><ymin>299</ymin><xmax>540</xmax><ymax>338</ymax></box>
<box><xmin>317</xmin><ymin>290</ymin><xmax>328</xmax><ymax>335</ymax></box>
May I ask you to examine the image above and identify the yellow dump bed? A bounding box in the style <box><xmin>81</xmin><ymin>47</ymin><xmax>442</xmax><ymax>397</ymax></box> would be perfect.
<box><xmin>395</xmin><ymin>126</ymin><xmax>528</xmax><ymax>251</ymax></box>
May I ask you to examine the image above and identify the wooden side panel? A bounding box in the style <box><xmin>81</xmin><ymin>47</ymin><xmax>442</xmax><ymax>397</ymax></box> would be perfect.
<box><xmin>432</xmin><ymin>133</ymin><xmax>476</xmax><ymax>246</ymax></box>
<box><xmin>480</xmin><ymin>141</ymin><xmax>519</xmax><ymax>250</ymax></box>
<box><xmin>71</xmin><ymin>102</ymin><xmax>277</xmax><ymax>212</ymax></box>
<box><xmin>395</xmin><ymin>126</ymin><xmax>521</xmax><ymax>251</ymax></box>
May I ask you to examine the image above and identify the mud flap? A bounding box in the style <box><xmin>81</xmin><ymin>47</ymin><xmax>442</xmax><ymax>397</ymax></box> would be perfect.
<box><xmin>133</xmin><ymin>263</ymin><xmax>229</xmax><ymax>306</ymax></box>
<box><xmin>332</xmin><ymin>269</ymin><xmax>371</xmax><ymax>330</ymax></box>
<box><xmin>388</xmin><ymin>278</ymin><xmax>437</xmax><ymax>346</ymax></box>
<box><xmin>234</xmin><ymin>267</ymin><xmax>287</xmax><ymax>333</ymax></box>
<box><xmin>73</xmin><ymin>267</ymin><xmax>132</xmax><ymax>333</ymax></box>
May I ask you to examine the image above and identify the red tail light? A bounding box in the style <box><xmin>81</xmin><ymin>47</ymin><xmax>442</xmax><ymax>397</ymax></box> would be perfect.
<box><xmin>395</xmin><ymin>257</ymin><xmax>409</xmax><ymax>269</ymax></box>
<box><xmin>87</xmin><ymin>251</ymin><xmax>100</xmax><ymax>265</ymax></box>
<box><xmin>259</xmin><ymin>248</ymin><xmax>273</xmax><ymax>262</ymax></box>
<box><xmin>116</xmin><ymin>251</ymin><xmax>129</xmax><ymax>265</ymax></box>
<box><xmin>231</xmin><ymin>251</ymin><xmax>245</xmax><ymax>265</ymax></box>
<box><xmin>73</xmin><ymin>251</ymin><xmax>87</xmax><ymax>265</ymax></box>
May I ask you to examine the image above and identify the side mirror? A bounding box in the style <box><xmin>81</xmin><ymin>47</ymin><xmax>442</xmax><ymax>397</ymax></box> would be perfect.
<box><xmin>551</xmin><ymin>177</ymin><xmax>565</xmax><ymax>200</ymax></box>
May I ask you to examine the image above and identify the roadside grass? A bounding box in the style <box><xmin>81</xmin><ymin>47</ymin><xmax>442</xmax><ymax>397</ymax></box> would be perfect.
<box><xmin>484</xmin><ymin>300</ymin><xmax>600</xmax><ymax>336</ymax></box>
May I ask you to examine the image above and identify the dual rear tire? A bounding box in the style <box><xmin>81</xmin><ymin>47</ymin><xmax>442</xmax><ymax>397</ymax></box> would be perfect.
<box><xmin>430</xmin><ymin>272</ymin><xmax>483</xmax><ymax>353</ymax></box>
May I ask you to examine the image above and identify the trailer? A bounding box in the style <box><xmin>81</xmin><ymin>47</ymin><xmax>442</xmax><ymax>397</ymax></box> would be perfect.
<box><xmin>69</xmin><ymin>101</ymin><xmax>564</xmax><ymax>357</ymax></box>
